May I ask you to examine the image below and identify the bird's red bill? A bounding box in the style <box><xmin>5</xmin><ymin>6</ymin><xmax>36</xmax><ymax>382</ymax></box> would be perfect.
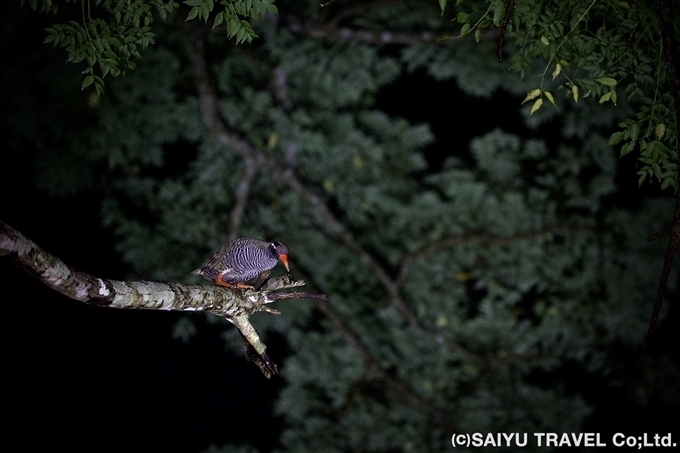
<box><xmin>279</xmin><ymin>254</ymin><xmax>290</xmax><ymax>272</ymax></box>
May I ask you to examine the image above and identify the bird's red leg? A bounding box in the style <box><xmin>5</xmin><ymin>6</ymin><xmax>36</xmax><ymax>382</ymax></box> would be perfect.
<box><xmin>214</xmin><ymin>275</ymin><xmax>254</xmax><ymax>289</ymax></box>
<box><xmin>214</xmin><ymin>276</ymin><xmax>236</xmax><ymax>288</ymax></box>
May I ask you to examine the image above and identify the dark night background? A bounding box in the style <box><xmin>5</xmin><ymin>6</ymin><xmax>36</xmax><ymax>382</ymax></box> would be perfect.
<box><xmin>2</xmin><ymin>2</ymin><xmax>680</xmax><ymax>453</ymax></box>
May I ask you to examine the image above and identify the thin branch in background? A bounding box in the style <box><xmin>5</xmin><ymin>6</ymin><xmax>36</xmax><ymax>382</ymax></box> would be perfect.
<box><xmin>228</xmin><ymin>156</ymin><xmax>258</xmax><ymax>240</ymax></box>
<box><xmin>497</xmin><ymin>0</ymin><xmax>514</xmax><ymax>63</ymax></box>
<box><xmin>312</xmin><ymin>297</ymin><xmax>447</xmax><ymax>412</ymax></box>
<box><xmin>282</xmin><ymin>13</ymin><xmax>438</xmax><ymax>44</ymax></box>
<box><xmin>320</xmin><ymin>0</ymin><xmax>335</xmax><ymax>8</ymax></box>
<box><xmin>648</xmin><ymin>244</ymin><xmax>677</xmax><ymax>335</ymax></box>
<box><xmin>648</xmin><ymin>0</ymin><xmax>680</xmax><ymax>335</ymax></box>
<box><xmin>272</xmin><ymin>66</ymin><xmax>292</xmax><ymax>110</ymax></box>
<box><xmin>396</xmin><ymin>228</ymin><xmax>593</xmax><ymax>286</ymax></box>
<box><xmin>647</xmin><ymin>227</ymin><xmax>671</xmax><ymax>242</ymax></box>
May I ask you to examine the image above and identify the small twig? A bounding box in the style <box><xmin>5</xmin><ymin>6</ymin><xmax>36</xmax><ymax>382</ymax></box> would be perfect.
<box><xmin>647</xmin><ymin>227</ymin><xmax>671</xmax><ymax>242</ymax></box>
<box><xmin>648</xmin><ymin>241</ymin><xmax>677</xmax><ymax>335</ymax></box>
<box><xmin>320</xmin><ymin>0</ymin><xmax>335</xmax><ymax>8</ymax></box>
<box><xmin>497</xmin><ymin>0</ymin><xmax>514</xmax><ymax>63</ymax></box>
<box><xmin>268</xmin><ymin>291</ymin><xmax>329</xmax><ymax>300</ymax></box>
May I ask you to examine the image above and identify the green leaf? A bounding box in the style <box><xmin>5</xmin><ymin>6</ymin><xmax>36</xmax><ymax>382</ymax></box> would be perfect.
<box><xmin>638</xmin><ymin>170</ymin><xmax>649</xmax><ymax>186</ymax></box>
<box><xmin>522</xmin><ymin>88</ymin><xmax>541</xmax><ymax>105</ymax></box>
<box><xmin>530</xmin><ymin>98</ymin><xmax>543</xmax><ymax>115</ymax></box>
<box><xmin>200</xmin><ymin>3</ymin><xmax>210</xmax><ymax>21</ymax></box>
<box><xmin>544</xmin><ymin>91</ymin><xmax>556</xmax><ymax>107</ymax></box>
<box><xmin>655</xmin><ymin>123</ymin><xmax>665</xmax><ymax>139</ymax></box>
<box><xmin>213</xmin><ymin>11</ymin><xmax>224</xmax><ymax>28</ymax></box>
<box><xmin>459</xmin><ymin>23</ymin><xmax>471</xmax><ymax>37</ymax></box>
<box><xmin>630</xmin><ymin>123</ymin><xmax>639</xmax><ymax>140</ymax></box>
<box><xmin>81</xmin><ymin>75</ymin><xmax>95</xmax><ymax>89</ymax></box>
<box><xmin>552</xmin><ymin>63</ymin><xmax>561</xmax><ymax>80</ymax></box>
<box><xmin>439</xmin><ymin>0</ymin><xmax>448</xmax><ymax>14</ymax></box>
<box><xmin>620</xmin><ymin>141</ymin><xmax>634</xmax><ymax>156</ymax></box>
<box><xmin>493</xmin><ymin>2</ymin><xmax>506</xmax><ymax>26</ymax></box>
<box><xmin>597</xmin><ymin>77</ymin><xmax>617</xmax><ymax>86</ymax></box>
<box><xmin>608</xmin><ymin>132</ymin><xmax>623</xmax><ymax>146</ymax></box>
<box><xmin>661</xmin><ymin>176</ymin><xmax>671</xmax><ymax>190</ymax></box>
<box><xmin>186</xmin><ymin>6</ymin><xmax>199</xmax><ymax>21</ymax></box>
<box><xmin>227</xmin><ymin>18</ymin><xmax>239</xmax><ymax>37</ymax></box>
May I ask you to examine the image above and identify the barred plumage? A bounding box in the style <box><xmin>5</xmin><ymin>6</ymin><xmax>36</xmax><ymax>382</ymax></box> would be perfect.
<box><xmin>192</xmin><ymin>238</ymin><xmax>289</xmax><ymax>289</ymax></box>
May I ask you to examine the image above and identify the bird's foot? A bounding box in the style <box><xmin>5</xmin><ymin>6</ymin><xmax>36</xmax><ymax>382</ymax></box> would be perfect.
<box><xmin>214</xmin><ymin>278</ymin><xmax>254</xmax><ymax>290</ymax></box>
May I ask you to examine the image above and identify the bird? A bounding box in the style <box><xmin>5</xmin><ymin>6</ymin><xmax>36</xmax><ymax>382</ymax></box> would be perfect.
<box><xmin>192</xmin><ymin>238</ymin><xmax>290</xmax><ymax>290</ymax></box>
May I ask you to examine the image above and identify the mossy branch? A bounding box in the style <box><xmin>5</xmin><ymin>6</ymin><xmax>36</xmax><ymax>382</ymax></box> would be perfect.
<box><xmin>0</xmin><ymin>220</ymin><xmax>327</xmax><ymax>378</ymax></box>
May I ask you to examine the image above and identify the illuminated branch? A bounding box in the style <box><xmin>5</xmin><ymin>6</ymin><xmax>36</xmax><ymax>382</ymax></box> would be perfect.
<box><xmin>0</xmin><ymin>220</ymin><xmax>327</xmax><ymax>378</ymax></box>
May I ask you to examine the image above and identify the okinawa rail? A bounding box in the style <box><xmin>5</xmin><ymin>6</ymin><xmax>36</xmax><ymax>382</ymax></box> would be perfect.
<box><xmin>192</xmin><ymin>238</ymin><xmax>290</xmax><ymax>289</ymax></box>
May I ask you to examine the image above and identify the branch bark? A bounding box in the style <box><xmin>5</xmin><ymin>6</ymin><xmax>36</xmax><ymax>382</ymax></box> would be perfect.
<box><xmin>0</xmin><ymin>220</ymin><xmax>327</xmax><ymax>378</ymax></box>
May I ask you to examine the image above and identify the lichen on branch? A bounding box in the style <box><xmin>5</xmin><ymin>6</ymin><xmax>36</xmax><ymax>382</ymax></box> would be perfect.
<box><xmin>0</xmin><ymin>219</ymin><xmax>327</xmax><ymax>378</ymax></box>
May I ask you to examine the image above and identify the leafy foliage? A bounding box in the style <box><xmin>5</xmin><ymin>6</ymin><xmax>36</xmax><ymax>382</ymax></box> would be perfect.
<box><xmin>54</xmin><ymin>10</ymin><xmax>673</xmax><ymax>451</ymax></box>
<box><xmin>22</xmin><ymin>0</ymin><xmax>278</xmax><ymax>94</ymax></box>
<box><xmin>442</xmin><ymin>0</ymin><xmax>679</xmax><ymax>191</ymax></box>
<box><xmin>8</xmin><ymin>1</ymin><xmax>679</xmax><ymax>451</ymax></box>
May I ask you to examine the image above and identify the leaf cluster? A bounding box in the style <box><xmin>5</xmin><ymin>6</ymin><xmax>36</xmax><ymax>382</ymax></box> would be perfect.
<box><xmin>22</xmin><ymin>0</ymin><xmax>278</xmax><ymax>94</ymax></box>
<box><xmin>72</xmin><ymin>21</ymin><xmax>676</xmax><ymax>448</ymax></box>
<box><xmin>442</xmin><ymin>0</ymin><xmax>679</xmax><ymax>191</ymax></box>
<box><xmin>187</xmin><ymin>0</ymin><xmax>277</xmax><ymax>44</ymax></box>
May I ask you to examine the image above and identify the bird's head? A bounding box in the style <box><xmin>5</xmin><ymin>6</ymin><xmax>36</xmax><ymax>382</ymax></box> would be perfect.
<box><xmin>269</xmin><ymin>241</ymin><xmax>290</xmax><ymax>271</ymax></box>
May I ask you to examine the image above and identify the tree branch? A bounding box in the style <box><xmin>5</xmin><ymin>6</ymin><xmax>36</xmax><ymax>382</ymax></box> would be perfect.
<box><xmin>497</xmin><ymin>0</ymin><xmax>514</xmax><ymax>63</ymax></box>
<box><xmin>649</xmin><ymin>0</ymin><xmax>680</xmax><ymax>335</ymax></box>
<box><xmin>0</xmin><ymin>220</ymin><xmax>327</xmax><ymax>378</ymax></box>
<box><xmin>396</xmin><ymin>228</ymin><xmax>593</xmax><ymax>286</ymax></box>
<box><xmin>281</xmin><ymin>14</ymin><xmax>439</xmax><ymax>44</ymax></box>
<box><xmin>275</xmin><ymin>12</ymin><xmax>499</xmax><ymax>46</ymax></box>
